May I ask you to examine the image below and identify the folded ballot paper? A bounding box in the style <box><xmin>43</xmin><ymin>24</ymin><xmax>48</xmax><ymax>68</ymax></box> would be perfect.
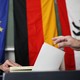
<box><xmin>10</xmin><ymin>42</ymin><xmax>65</xmax><ymax>72</ymax></box>
<box><xmin>32</xmin><ymin>42</ymin><xmax>65</xmax><ymax>71</ymax></box>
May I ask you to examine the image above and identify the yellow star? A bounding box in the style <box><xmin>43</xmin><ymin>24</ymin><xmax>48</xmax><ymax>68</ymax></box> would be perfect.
<box><xmin>0</xmin><ymin>27</ymin><xmax>3</xmax><ymax>32</ymax></box>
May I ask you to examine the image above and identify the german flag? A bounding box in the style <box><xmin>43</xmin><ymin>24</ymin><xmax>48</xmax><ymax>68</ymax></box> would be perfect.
<box><xmin>14</xmin><ymin>0</ymin><xmax>58</xmax><ymax>66</ymax></box>
<box><xmin>13</xmin><ymin>0</ymin><xmax>29</xmax><ymax>66</ymax></box>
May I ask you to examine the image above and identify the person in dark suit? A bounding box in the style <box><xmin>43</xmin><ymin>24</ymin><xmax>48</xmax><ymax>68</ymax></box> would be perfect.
<box><xmin>52</xmin><ymin>36</ymin><xmax>80</xmax><ymax>51</ymax></box>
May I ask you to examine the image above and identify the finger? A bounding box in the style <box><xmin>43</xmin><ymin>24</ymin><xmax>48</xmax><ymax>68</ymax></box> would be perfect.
<box><xmin>55</xmin><ymin>36</ymin><xmax>68</xmax><ymax>44</ymax></box>
<box><xmin>52</xmin><ymin>36</ymin><xmax>64</xmax><ymax>42</ymax></box>
<box><xmin>52</xmin><ymin>36</ymin><xmax>63</xmax><ymax>40</ymax></box>
<box><xmin>3</xmin><ymin>68</ymin><xmax>10</xmax><ymax>72</ymax></box>
<box><xmin>54</xmin><ymin>38</ymin><xmax>63</xmax><ymax>44</ymax></box>
<box><xmin>58</xmin><ymin>42</ymin><xmax>69</xmax><ymax>48</ymax></box>
<box><xmin>8</xmin><ymin>60</ymin><xmax>21</xmax><ymax>66</ymax></box>
<box><xmin>0</xmin><ymin>65</ymin><xmax>10</xmax><ymax>72</ymax></box>
<box><xmin>6</xmin><ymin>60</ymin><xmax>16</xmax><ymax>67</ymax></box>
<box><xmin>52</xmin><ymin>37</ymin><xmax>59</xmax><ymax>41</ymax></box>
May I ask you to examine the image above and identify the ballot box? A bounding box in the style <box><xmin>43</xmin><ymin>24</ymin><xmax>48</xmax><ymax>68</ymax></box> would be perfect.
<box><xmin>3</xmin><ymin>70</ymin><xmax>80</xmax><ymax>80</ymax></box>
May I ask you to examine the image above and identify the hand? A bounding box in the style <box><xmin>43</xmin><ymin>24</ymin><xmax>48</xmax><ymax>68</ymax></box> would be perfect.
<box><xmin>0</xmin><ymin>60</ymin><xmax>21</xmax><ymax>72</ymax></box>
<box><xmin>52</xmin><ymin>36</ymin><xmax>80</xmax><ymax>51</ymax></box>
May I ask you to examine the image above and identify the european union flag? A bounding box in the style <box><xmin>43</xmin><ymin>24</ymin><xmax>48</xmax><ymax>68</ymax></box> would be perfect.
<box><xmin>0</xmin><ymin>0</ymin><xmax>9</xmax><ymax>63</ymax></box>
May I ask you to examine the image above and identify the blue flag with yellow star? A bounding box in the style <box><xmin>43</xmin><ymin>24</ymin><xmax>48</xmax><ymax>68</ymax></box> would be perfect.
<box><xmin>0</xmin><ymin>0</ymin><xmax>9</xmax><ymax>63</ymax></box>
